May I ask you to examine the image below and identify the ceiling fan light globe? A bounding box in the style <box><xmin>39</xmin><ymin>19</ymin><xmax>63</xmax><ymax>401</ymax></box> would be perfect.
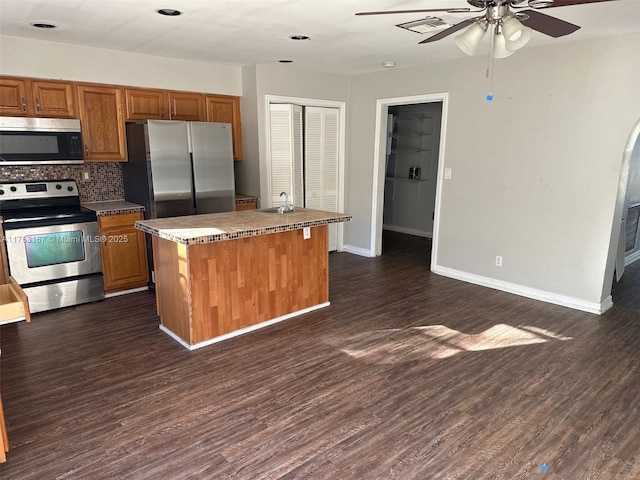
<box><xmin>502</xmin><ymin>17</ymin><xmax>532</xmax><ymax>51</ymax></box>
<box><xmin>493</xmin><ymin>32</ymin><xmax>515</xmax><ymax>59</ymax></box>
<box><xmin>454</xmin><ymin>22</ymin><xmax>487</xmax><ymax>56</ymax></box>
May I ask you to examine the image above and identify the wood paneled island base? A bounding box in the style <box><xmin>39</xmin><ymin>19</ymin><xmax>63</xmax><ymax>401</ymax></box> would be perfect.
<box><xmin>153</xmin><ymin>225</ymin><xmax>329</xmax><ymax>349</ymax></box>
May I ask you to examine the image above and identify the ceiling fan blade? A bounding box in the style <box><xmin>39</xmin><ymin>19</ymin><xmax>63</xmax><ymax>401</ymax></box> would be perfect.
<box><xmin>356</xmin><ymin>8</ymin><xmax>479</xmax><ymax>16</ymax></box>
<box><xmin>419</xmin><ymin>18</ymin><xmax>477</xmax><ymax>44</ymax></box>
<box><xmin>519</xmin><ymin>9</ymin><xmax>580</xmax><ymax>37</ymax></box>
<box><xmin>530</xmin><ymin>0</ymin><xmax>619</xmax><ymax>8</ymax></box>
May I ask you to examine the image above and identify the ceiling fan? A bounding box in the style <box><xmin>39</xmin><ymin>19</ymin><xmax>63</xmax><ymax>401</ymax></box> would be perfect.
<box><xmin>356</xmin><ymin>0</ymin><xmax>620</xmax><ymax>58</ymax></box>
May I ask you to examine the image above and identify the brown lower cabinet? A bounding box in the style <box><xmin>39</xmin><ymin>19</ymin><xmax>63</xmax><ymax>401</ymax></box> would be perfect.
<box><xmin>235</xmin><ymin>199</ymin><xmax>258</xmax><ymax>211</ymax></box>
<box><xmin>98</xmin><ymin>212</ymin><xmax>149</xmax><ymax>293</ymax></box>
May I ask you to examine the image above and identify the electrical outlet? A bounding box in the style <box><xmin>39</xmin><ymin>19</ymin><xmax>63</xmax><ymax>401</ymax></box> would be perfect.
<box><xmin>495</xmin><ymin>256</ymin><xmax>503</xmax><ymax>267</ymax></box>
<box><xmin>444</xmin><ymin>168</ymin><xmax>452</xmax><ymax>180</ymax></box>
<box><xmin>82</xmin><ymin>170</ymin><xmax>90</xmax><ymax>181</ymax></box>
<box><xmin>303</xmin><ymin>227</ymin><xmax>311</xmax><ymax>239</ymax></box>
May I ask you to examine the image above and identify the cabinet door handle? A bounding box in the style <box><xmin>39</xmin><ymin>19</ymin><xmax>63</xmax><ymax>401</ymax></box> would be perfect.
<box><xmin>35</xmin><ymin>98</ymin><xmax>41</xmax><ymax>112</ymax></box>
<box><xmin>171</xmin><ymin>107</ymin><xmax>175</xmax><ymax>117</ymax></box>
<box><xmin>21</xmin><ymin>97</ymin><xmax>27</xmax><ymax>111</ymax></box>
<box><xmin>84</xmin><ymin>144</ymin><xmax>89</xmax><ymax>157</ymax></box>
<box><xmin>161</xmin><ymin>107</ymin><xmax>165</xmax><ymax>119</ymax></box>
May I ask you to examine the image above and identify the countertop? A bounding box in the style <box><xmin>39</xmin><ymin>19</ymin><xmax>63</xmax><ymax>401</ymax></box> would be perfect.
<box><xmin>135</xmin><ymin>208</ymin><xmax>352</xmax><ymax>245</ymax></box>
<box><xmin>82</xmin><ymin>196</ymin><xmax>255</xmax><ymax>215</ymax></box>
<box><xmin>82</xmin><ymin>200</ymin><xmax>145</xmax><ymax>216</ymax></box>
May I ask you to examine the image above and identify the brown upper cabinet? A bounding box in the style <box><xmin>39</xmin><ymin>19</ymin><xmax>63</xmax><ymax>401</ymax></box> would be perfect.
<box><xmin>0</xmin><ymin>76</ymin><xmax>76</xmax><ymax>118</ymax></box>
<box><xmin>124</xmin><ymin>87</ymin><xmax>168</xmax><ymax>120</ymax></box>
<box><xmin>126</xmin><ymin>88</ymin><xmax>243</xmax><ymax>161</ymax></box>
<box><xmin>76</xmin><ymin>84</ymin><xmax>127</xmax><ymax>162</ymax></box>
<box><xmin>125</xmin><ymin>88</ymin><xmax>205</xmax><ymax>121</ymax></box>
<box><xmin>125</xmin><ymin>89</ymin><xmax>206</xmax><ymax>121</ymax></box>
<box><xmin>2</xmin><ymin>75</ymin><xmax>243</xmax><ymax>162</ymax></box>
<box><xmin>206</xmin><ymin>95</ymin><xmax>243</xmax><ymax>160</ymax></box>
<box><xmin>168</xmin><ymin>91</ymin><xmax>205</xmax><ymax>121</ymax></box>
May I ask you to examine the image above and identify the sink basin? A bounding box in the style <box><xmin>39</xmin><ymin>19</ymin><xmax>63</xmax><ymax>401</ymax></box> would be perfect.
<box><xmin>258</xmin><ymin>207</ymin><xmax>295</xmax><ymax>214</ymax></box>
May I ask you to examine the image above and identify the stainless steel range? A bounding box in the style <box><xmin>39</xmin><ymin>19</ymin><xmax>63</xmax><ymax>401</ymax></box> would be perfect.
<box><xmin>0</xmin><ymin>179</ymin><xmax>104</xmax><ymax>313</ymax></box>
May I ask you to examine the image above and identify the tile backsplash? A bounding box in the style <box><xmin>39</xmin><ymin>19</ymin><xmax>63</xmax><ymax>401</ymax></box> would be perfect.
<box><xmin>1</xmin><ymin>163</ymin><xmax>124</xmax><ymax>202</ymax></box>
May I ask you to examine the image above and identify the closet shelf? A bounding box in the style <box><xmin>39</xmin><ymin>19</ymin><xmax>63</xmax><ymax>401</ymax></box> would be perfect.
<box><xmin>392</xmin><ymin>147</ymin><xmax>432</xmax><ymax>153</ymax></box>
<box><xmin>403</xmin><ymin>115</ymin><xmax>436</xmax><ymax>121</ymax></box>
<box><xmin>395</xmin><ymin>132</ymin><xmax>433</xmax><ymax>138</ymax></box>
<box><xmin>385</xmin><ymin>176</ymin><xmax>429</xmax><ymax>182</ymax></box>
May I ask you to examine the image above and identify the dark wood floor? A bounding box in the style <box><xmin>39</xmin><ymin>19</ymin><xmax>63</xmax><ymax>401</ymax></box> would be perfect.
<box><xmin>1</xmin><ymin>231</ymin><xmax>639</xmax><ymax>479</ymax></box>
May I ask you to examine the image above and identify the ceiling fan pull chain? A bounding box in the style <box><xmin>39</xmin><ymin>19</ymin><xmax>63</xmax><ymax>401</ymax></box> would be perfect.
<box><xmin>486</xmin><ymin>27</ymin><xmax>496</xmax><ymax>102</ymax></box>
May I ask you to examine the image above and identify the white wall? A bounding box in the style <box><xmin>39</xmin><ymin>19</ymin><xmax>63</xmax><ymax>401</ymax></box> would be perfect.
<box><xmin>235</xmin><ymin>65</ymin><xmax>260</xmax><ymax>198</ymax></box>
<box><xmin>0</xmin><ymin>35</ymin><xmax>241</xmax><ymax>94</ymax></box>
<box><xmin>345</xmin><ymin>32</ymin><xmax>640</xmax><ymax>311</ymax></box>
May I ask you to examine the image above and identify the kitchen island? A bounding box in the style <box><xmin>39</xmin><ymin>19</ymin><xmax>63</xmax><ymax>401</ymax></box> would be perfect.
<box><xmin>135</xmin><ymin>208</ymin><xmax>351</xmax><ymax>349</ymax></box>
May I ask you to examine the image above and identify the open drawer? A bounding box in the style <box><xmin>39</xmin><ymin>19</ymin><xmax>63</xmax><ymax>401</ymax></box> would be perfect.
<box><xmin>0</xmin><ymin>277</ymin><xmax>31</xmax><ymax>324</ymax></box>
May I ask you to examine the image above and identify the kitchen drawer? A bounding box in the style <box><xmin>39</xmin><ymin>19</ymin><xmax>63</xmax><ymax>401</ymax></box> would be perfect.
<box><xmin>98</xmin><ymin>212</ymin><xmax>142</xmax><ymax>229</ymax></box>
<box><xmin>0</xmin><ymin>277</ymin><xmax>31</xmax><ymax>324</ymax></box>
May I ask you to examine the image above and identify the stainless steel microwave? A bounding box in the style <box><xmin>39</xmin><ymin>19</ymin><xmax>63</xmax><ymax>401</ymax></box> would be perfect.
<box><xmin>0</xmin><ymin>116</ymin><xmax>83</xmax><ymax>165</ymax></box>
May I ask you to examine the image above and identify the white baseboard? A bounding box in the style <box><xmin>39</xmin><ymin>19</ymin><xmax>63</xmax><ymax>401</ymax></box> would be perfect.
<box><xmin>383</xmin><ymin>224</ymin><xmax>432</xmax><ymax>238</ymax></box>
<box><xmin>624</xmin><ymin>249</ymin><xmax>640</xmax><ymax>267</ymax></box>
<box><xmin>432</xmin><ymin>265</ymin><xmax>612</xmax><ymax>315</ymax></box>
<box><xmin>161</xmin><ymin>302</ymin><xmax>331</xmax><ymax>350</ymax></box>
<box><xmin>343</xmin><ymin>244</ymin><xmax>374</xmax><ymax>257</ymax></box>
<box><xmin>104</xmin><ymin>286</ymin><xmax>149</xmax><ymax>298</ymax></box>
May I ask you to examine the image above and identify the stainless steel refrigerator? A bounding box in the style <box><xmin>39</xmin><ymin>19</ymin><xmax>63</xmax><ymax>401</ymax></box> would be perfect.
<box><xmin>123</xmin><ymin>119</ymin><xmax>236</xmax><ymax>218</ymax></box>
<box><xmin>122</xmin><ymin>120</ymin><xmax>236</xmax><ymax>282</ymax></box>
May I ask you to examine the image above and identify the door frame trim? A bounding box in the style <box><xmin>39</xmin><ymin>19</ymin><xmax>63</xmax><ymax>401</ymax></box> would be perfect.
<box><xmin>371</xmin><ymin>93</ymin><xmax>449</xmax><ymax>269</ymax></box>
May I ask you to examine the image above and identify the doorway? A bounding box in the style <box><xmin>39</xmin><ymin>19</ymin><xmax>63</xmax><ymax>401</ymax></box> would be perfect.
<box><xmin>371</xmin><ymin>93</ymin><xmax>448</xmax><ymax>268</ymax></box>
<box><xmin>604</xmin><ymin>119</ymin><xmax>640</xmax><ymax>296</ymax></box>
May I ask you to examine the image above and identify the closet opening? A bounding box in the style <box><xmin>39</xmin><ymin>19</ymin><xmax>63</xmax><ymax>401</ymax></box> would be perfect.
<box><xmin>382</xmin><ymin>102</ymin><xmax>442</xmax><ymax>259</ymax></box>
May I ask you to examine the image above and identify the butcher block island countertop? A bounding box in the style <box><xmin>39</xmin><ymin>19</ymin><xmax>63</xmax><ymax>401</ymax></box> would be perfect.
<box><xmin>135</xmin><ymin>208</ymin><xmax>351</xmax><ymax>349</ymax></box>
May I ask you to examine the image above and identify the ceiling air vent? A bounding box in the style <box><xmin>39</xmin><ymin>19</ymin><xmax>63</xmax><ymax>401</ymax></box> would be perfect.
<box><xmin>397</xmin><ymin>17</ymin><xmax>453</xmax><ymax>35</ymax></box>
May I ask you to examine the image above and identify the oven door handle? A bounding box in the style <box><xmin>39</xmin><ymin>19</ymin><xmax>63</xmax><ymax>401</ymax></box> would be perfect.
<box><xmin>1</xmin><ymin>213</ymin><xmax>99</xmax><ymax>230</ymax></box>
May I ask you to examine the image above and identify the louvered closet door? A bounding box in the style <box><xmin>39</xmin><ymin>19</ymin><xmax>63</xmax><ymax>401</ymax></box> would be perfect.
<box><xmin>268</xmin><ymin>104</ymin><xmax>303</xmax><ymax>207</ymax></box>
<box><xmin>305</xmin><ymin>106</ymin><xmax>339</xmax><ymax>251</ymax></box>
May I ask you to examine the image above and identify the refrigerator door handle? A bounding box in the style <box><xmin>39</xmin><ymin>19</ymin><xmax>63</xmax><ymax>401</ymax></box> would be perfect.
<box><xmin>186</xmin><ymin>122</ymin><xmax>194</xmax><ymax>154</ymax></box>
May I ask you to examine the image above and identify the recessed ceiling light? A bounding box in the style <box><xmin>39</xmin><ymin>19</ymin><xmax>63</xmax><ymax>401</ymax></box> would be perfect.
<box><xmin>382</xmin><ymin>61</ymin><xmax>396</xmax><ymax>68</ymax></box>
<box><xmin>289</xmin><ymin>35</ymin><xmax>310</xmax><ymax>41</ymax></box>
<box><xmin>279</xmin><ymin>60</ymin><xmax>293</xmax><ymax>64</ymax></box>
<box><xmin>156</xmin><ymin>8</ymin><xmax>182</xmax><ymax>16</ymax></box>
<box><xmin>30</xmin><ymin>22</ymin><xmax>57</xmax><ymax>29</ymax></box>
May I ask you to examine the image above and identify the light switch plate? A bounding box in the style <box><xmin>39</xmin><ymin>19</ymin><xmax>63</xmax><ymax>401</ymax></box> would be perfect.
<box><xmin>444</xmin><ymin>168</ymin><xmax>452</xmax><ymax>180</ymax></box>
<box><xmin>303</xmin><ymin>227</ymin><xmax>311</xmax><ymax>239</ymax></box>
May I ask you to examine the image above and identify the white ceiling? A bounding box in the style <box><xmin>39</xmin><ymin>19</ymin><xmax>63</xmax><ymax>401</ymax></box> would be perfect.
<box><xmin>1</xmin><ymin>0</ymin><xmax>639</xmax><ymax>76</ymax></box>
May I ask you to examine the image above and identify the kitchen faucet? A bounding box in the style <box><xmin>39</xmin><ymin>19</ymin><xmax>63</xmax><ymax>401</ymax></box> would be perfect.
<box><xmin>279</xmin><ymin>191</ymin><xmax>294</xmax><ymax>213</ymax></box>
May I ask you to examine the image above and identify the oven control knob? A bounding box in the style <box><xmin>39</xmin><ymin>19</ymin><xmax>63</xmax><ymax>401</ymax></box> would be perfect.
<box><xmin>67</xmin><ymin>186</ymin><xmax>74</xmax><ymax>192</ymax></box>
<box><xmin>0</xmin><ymin>190</ymin><xmax>4</xmax><ymax>195</ymax></box>
<box><xmin>10</xmin><ymin>186</ymin><xmax>17</xmax><ymax>192</ymax></box>
<box><xmin>56</xmin><ymin>184</ymin><xmax>62</xmax><ymax>190</ymax></box>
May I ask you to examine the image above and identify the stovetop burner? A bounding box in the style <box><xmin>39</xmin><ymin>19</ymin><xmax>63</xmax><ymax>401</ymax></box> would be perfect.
<box><xmin>0</xmin><ymin>179</ymin><xmax>97</xmax><ymax>229</ymax></box>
